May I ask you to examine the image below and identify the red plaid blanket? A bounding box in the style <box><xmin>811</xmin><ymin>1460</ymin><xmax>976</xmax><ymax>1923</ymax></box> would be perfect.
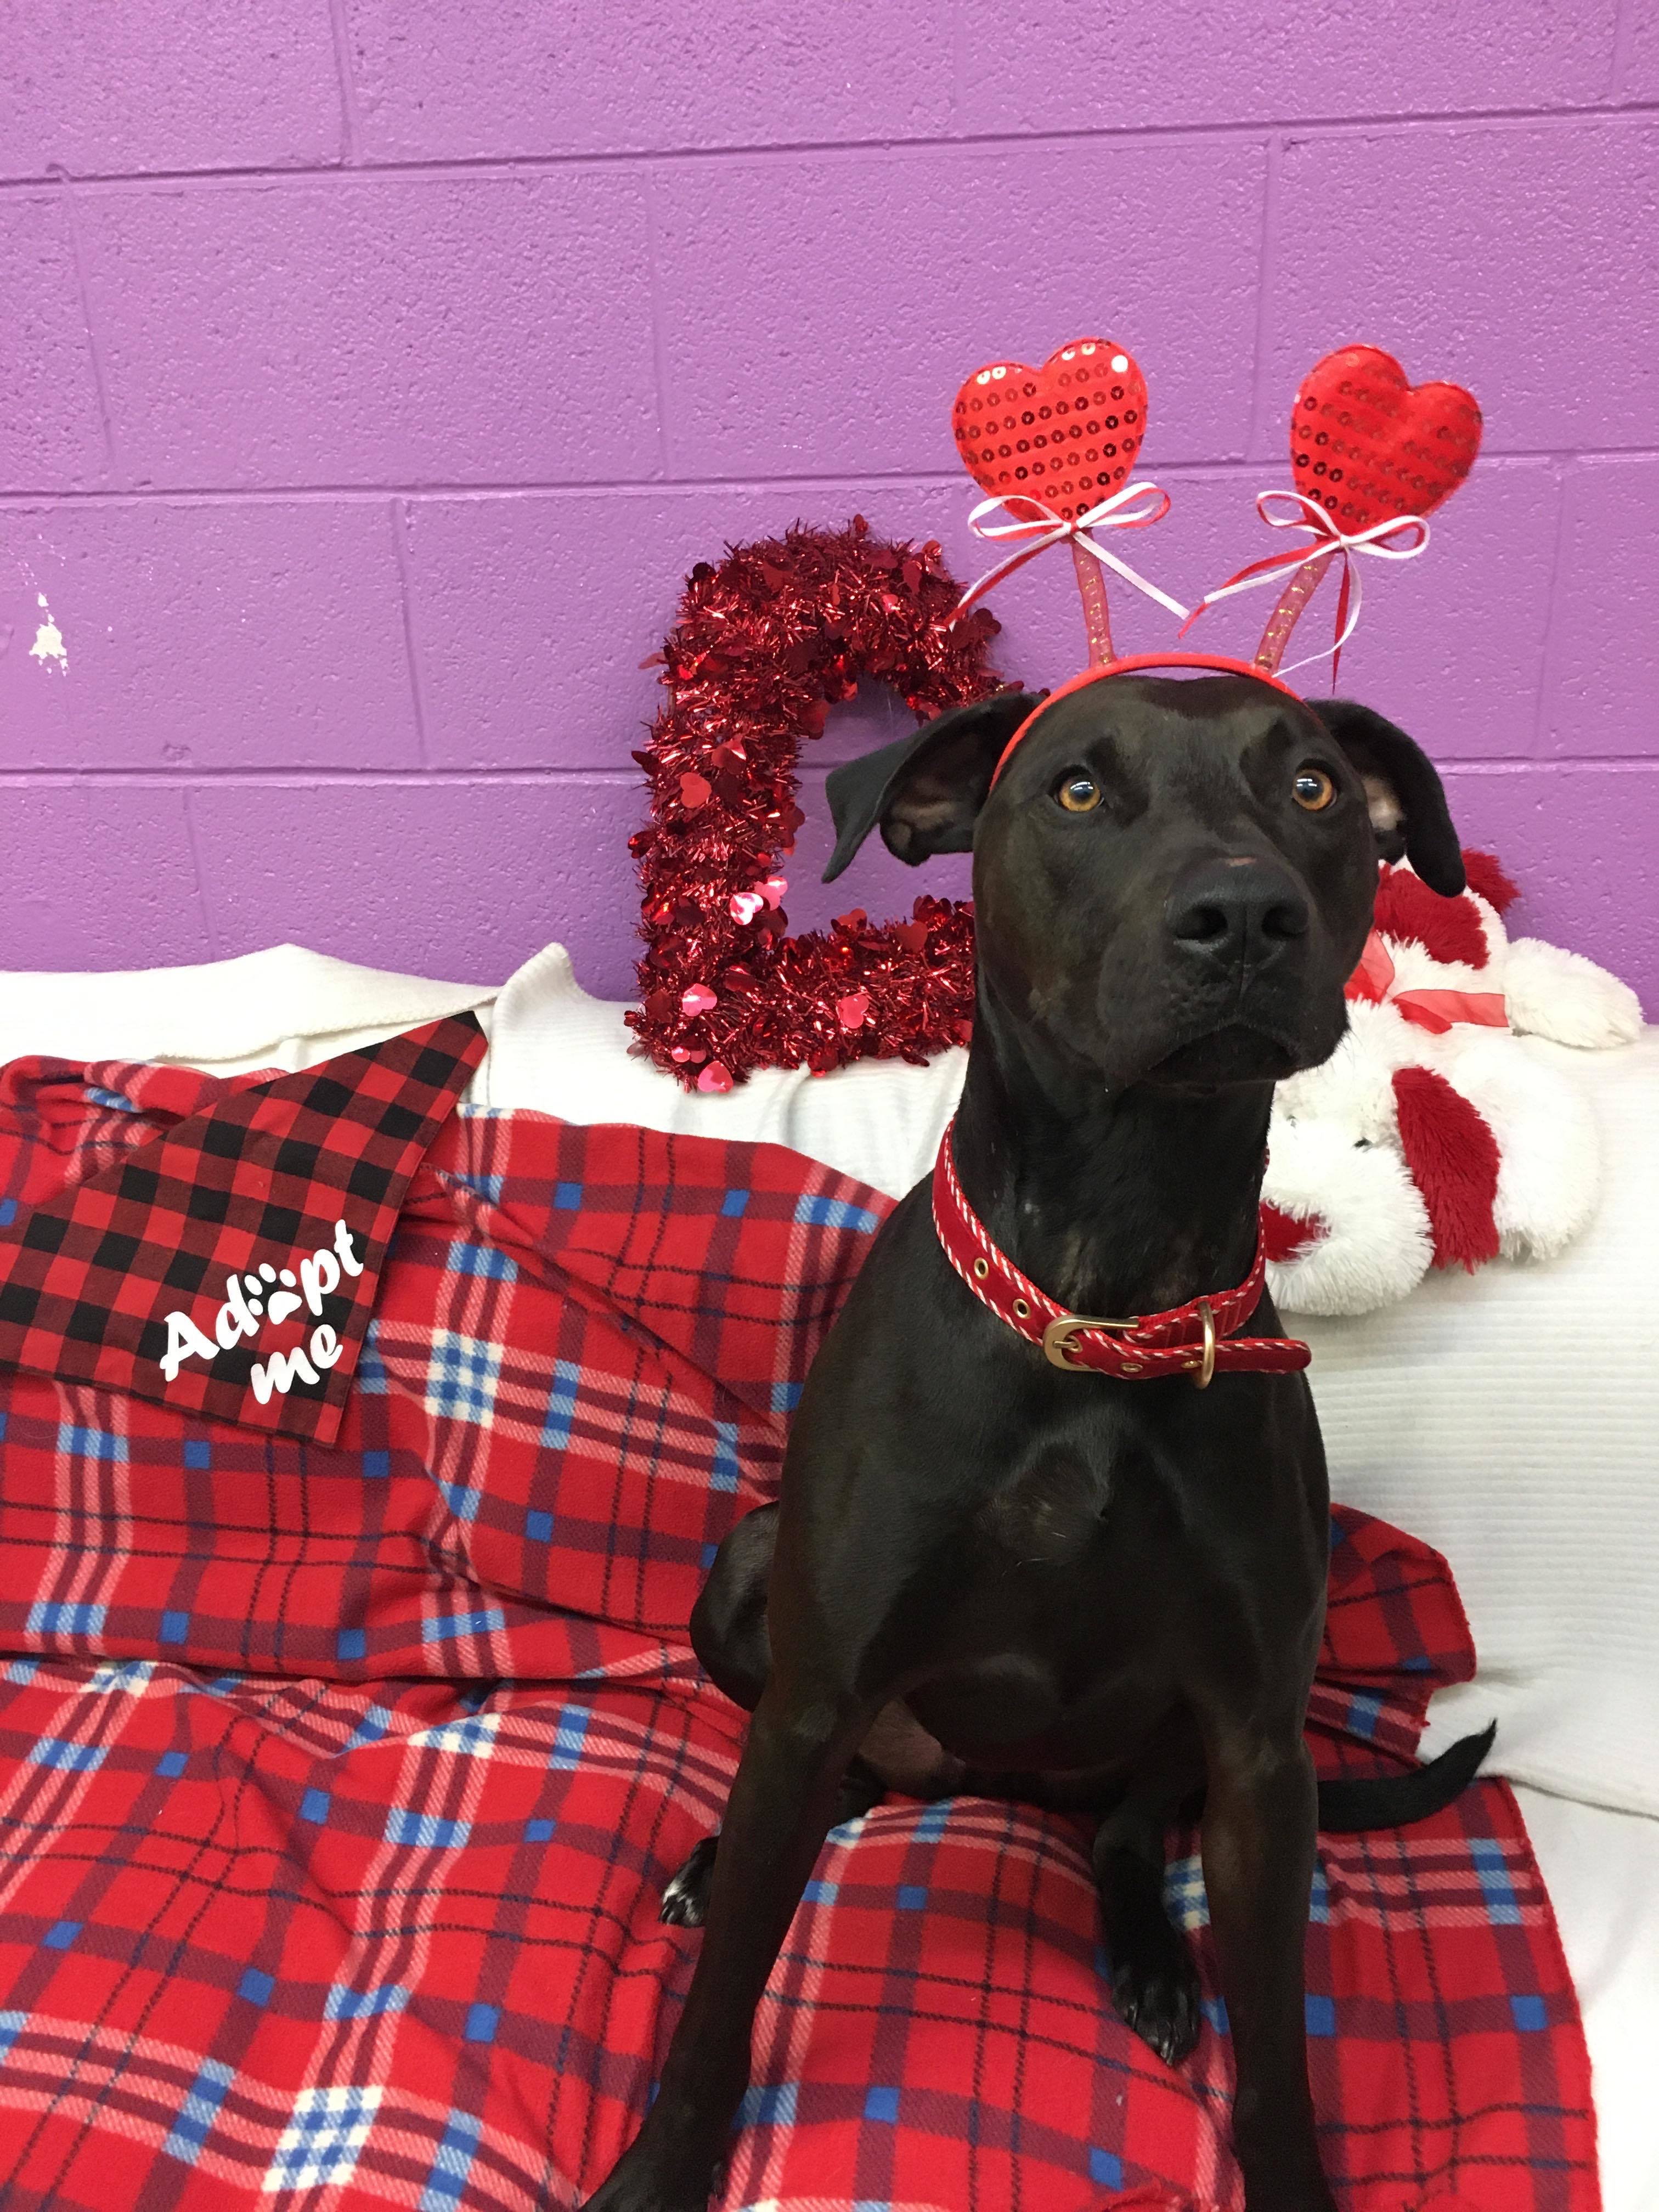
<box><xmin>0</xmin><ymin>1050</ymin><xmax>1596</xmax><ymax>2211</ymax></box>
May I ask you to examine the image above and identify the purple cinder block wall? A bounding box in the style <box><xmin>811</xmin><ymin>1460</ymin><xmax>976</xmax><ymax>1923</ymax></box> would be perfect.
<box><xmin>2</xmin><ymin>4</ymin><xmax>1655</xmax><ymax>1009</ymax></box>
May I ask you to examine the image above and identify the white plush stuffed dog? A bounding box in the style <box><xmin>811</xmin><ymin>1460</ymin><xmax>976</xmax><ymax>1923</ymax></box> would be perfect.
<box><xmin>1263</xmin><ymin>852</ymin><xmax>1642</xmax><ymax>1317</ymax></box>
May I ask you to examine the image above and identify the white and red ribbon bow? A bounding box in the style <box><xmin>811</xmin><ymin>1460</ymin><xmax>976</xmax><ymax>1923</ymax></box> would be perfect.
<box><xmin>1182</xmin><ymin>489</ymin><xmax>1431</xmax><ymax>680</ymax></box>
<box><xmin>951</xmin><ymin>482</ymin><xmax>1190</xmax><ymax>627</ymax></box>
<box><xmin>1345</xmin><ymin>930</ymin><xmax>1508</xmax><ymax>1035</ymax></box>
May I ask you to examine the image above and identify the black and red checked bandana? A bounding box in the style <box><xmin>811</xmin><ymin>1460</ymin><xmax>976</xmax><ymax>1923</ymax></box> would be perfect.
<box><xmin>0</xmin><ymin>1013</ymin><xmax>484</xmax><ymax>1446</ymax></box>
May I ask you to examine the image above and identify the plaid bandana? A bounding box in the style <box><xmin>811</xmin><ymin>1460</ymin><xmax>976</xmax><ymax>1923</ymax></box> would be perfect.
<box><xmin>0</xmin><ymin>1014</ymin><xmax>484</xmax><ymax>1446</ymax></box>
<box><xmin>0</xmin><ymin>1056</ymin><xmax>1596</xmax><ymax>2212</ymax></box>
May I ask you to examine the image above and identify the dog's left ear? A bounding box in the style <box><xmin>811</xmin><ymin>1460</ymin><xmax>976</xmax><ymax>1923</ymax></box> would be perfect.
<box><xmin>822</xmin><ymin>690</ymin><xmax>1045</xmax><ymax>882</ymax></box>
<box><xmin>1305</xmin><ymin>699</ymin><xmax>1465</xmax><ymax>897</ymax></box>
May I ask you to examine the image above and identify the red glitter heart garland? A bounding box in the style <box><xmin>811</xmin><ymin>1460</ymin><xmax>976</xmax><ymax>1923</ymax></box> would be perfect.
<box><xmin>950</xmin><ymin>337</ymin><xmax>1148</xmax><ymax>522</ymax></box>
<box><xmin>624</xmin><ymin>520</ymin><xmax>1012</xmax><ymax>1090</ymax></box>
<box><xmin>1291</xmin><ymin>345</ymin><xmax>1481</xmax><ymax>534</ymax></box>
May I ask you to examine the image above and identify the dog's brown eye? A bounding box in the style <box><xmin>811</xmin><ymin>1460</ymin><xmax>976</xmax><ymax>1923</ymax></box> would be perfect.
<box><xmin>1293</xmin><ymin>765</ymin><xmax>1336</xmax><ymax>812</ymax></box>
<box><xmin>1057</xmin><ymin>772</ymin><xmax>1101</xmax><ymax>814</ymax></box>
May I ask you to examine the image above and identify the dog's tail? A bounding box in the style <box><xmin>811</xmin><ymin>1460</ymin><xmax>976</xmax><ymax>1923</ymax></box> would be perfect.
<box><xmin>1315</xmin><ymin>1722</ymin><xmax>1496</xmax><ymax>1833</ymax></box>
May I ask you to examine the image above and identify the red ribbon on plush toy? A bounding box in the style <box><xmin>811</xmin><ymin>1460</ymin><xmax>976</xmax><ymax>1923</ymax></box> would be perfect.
<box><xmin>1346</xmin><ymin>930</ymin><xmax>1508</xmax><ymax>1036</ymax></box>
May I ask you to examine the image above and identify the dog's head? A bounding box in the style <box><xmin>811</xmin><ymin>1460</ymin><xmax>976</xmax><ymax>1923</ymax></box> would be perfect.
<box><xmin>823</xmin><ymin>677</ymin><xmax>1462</xmax><ymax>1092</ymax></box>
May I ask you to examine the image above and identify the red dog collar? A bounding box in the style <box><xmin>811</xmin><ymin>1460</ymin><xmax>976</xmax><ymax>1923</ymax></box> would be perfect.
<box><xmin>931</xmin><ymin>1122</ymin><xmax>1311</xmax><ymax>1386</ymax></box>
<box><xmin>989</xmin><ymin>652</ymin><xmax>1303</xmax><ymax>790</ymax></box>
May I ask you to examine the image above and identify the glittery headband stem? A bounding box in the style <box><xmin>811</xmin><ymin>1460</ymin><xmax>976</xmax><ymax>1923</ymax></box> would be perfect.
<box><xmin>1070</xmin><ymin>540</ymin><xmax>1115</xmax><ymax>664</ymax></box>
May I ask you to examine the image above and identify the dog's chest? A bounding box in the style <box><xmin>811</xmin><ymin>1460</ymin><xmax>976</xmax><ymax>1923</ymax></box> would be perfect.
<box><xmin>952</xmin><ymin>1418</ymin><xmax>1197</xmax><ymax>1653</ymax></box>
<box><xmin>973</xmin><ymin>1441</ymin><xmax>1114</xmax><ymax>1568</ymax></box>
<box><xmin>903</xmin><ymin>1434</ymin><xmax>1187</xmax><ymax>1766</ymax></box>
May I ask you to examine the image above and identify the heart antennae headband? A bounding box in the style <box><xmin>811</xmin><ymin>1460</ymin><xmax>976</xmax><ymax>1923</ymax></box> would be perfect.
<box><xmin>949</xmin><ymin>336</ymin><xmax>1481</xmax><ymax>695</ymax></box>
<box><xmin>949</xmin><ymin>338</ymin><xmax>1188</xmax><ymax>665</ymax></box>
<box><xmin>1187</xmin><ymin>343</ymin><xmax>1483</xmax><ymax>681</ymax></box>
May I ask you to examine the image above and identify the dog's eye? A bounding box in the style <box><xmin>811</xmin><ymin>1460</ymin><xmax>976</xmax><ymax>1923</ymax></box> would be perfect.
<box><xmin>1056</xmin><ymin>772</ymin><xmax>1101</xmax><ymax>814</ymax></box>
<box><xmin>1292</xmin><ymin>765</ymin><xmax>1336</xmax><ymax>813</ymax></box>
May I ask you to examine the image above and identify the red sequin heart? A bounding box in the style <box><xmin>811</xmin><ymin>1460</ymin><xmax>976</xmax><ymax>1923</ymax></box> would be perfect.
<box><xmin>1291</xmin><ymin>346</ymin><xmax>1481</xmax><ymax>533</ymax></box>
<box><xmin>951</xmin><ymin>338</ymin><xmax>1148</xmax><ymax>522</ymax></box>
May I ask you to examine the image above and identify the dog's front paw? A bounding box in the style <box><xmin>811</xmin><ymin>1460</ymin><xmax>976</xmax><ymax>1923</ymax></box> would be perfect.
<box><xmin>1109</xmin><ymin>1932</ymin><xmax>1203</xmax><ymax>2068</ymax></box>
<box><xmin>658</xmin><ymin>1834</ymin><xmax>719</xmax><ymax>1928</ymax></box>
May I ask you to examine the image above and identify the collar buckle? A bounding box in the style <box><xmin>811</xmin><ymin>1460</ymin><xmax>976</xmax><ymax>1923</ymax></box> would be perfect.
<box><xmin>1041</xmin><ymin>1313</ymin><xmax>1141</xmax><ymax>1372</ymax></box>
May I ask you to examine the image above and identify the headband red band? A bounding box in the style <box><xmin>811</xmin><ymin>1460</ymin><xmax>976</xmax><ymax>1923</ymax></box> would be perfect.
<box><xmin>988</xmin><ymin>652</ymin><xmax>1304</xmax><ymax>789</ymax></box>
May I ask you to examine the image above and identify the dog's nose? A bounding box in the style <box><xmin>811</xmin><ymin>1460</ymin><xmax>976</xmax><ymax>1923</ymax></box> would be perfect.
<box><xmin>1164</xmin><ymin>856</ymin><xmax>1309</xmax><ymax>961</ymax></box>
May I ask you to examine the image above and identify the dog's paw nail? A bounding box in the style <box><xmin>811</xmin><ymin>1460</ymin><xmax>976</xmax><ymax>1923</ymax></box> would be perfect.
<box><xmin>657</xmin><ymin>1893</ymin><xmax>706</xmax><ymax>1928</ymax></box>
<box><xmin>658</xmin><ymin>1839</ymin><xmax>718</xmax><ymax>1929</ymax></box>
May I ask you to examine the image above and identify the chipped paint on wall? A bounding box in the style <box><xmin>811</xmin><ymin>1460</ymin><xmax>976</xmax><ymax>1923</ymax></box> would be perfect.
<box><xmin>28</xmin><ymin>595</ymin><xmax>67</xmax><ymax>674</ymax></box>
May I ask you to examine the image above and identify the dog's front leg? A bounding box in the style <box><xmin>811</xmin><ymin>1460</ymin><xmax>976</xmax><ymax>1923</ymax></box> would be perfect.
<box><xmin>1199</xmin><ymin>1720</ymin><xmax>1337</xmax><ymax>2212</ymax></box>
<box><xmin>583</xmin><ymin>1677</ymin><xmax>868</xmax><ymax>2212</ymax></box>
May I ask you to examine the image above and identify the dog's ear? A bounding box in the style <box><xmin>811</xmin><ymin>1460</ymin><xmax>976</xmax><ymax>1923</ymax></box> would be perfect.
<box><xmin>822</xmin><ymin>691</ymin><xmax>1045</xmax><ymax>883</ymax></box>
<box><xmin>1305</xmin><ymin>699</ymin><xmax>1465</xmax><ymax>897</ymax></box>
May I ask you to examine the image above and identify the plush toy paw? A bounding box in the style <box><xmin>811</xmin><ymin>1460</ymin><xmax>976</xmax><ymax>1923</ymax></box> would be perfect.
<box><xmin>1436</xmin><ymin>1028</ymin><xmax>1600</xmax><ymax>1261</ymax></box>
<box><xmin>1264</xmin><ymin>1111</ymin><xmax>1432</xmax><ymax>1316</ymax></box>
<box><xmin>1503</xmin><ymin>936</ymin><xmax>1643</xmax><ymax>1049</ymax></box>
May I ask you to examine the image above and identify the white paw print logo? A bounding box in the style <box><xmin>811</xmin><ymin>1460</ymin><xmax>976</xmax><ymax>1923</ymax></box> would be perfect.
<box><xmin>240</xmin><ymin>1262</ymin><xmax>305</xmax><ymax>1327</ymax></box>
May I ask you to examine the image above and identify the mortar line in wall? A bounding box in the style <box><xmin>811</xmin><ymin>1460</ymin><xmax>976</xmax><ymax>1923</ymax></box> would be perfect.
<box><xmin>1245</xmin><ymin>137</ymin><xmax>1284</xmax><ymax>463</ymax></box>
<box><xmin>1609</xmin><ymin>0</ymin><xmax>1639</xmax><ymax>99</ymax></box>
<box><xmin>1438</xmin><ymin>757</ymin><xmax>1659</xmax><ymax>775</ymax></box>
<box><xmin>0</xmin><ymin>450</ymin><xmax>1649</xmax><ymax>510</ymax></box>
<box><xmin>3</xmin><ymin>758</ymin><xmax>1652</xmax><ymax>789</ymax></box>
<box><xmin>48</xmin><ymin>167</ymin><xmax>121</xmax><ymax>487</ymax></box>
<box><xmin>642</xmin><ymin>171</ymin><xmax>674</xmax><ymax>480</ymax></box>
<box><xmin>1530</xmin><ymin>461</ymin><xmax>1577</xmax><ymax>760</ymax></box>
<box><xmin>390</xmin><ymin>499</ymin><xmax>431</xmax><ymax>766</ymax></box>
<box><xmin>0</xmin><ymin>769</ymin><xmax>653</xmax><ymax>787</ymax></box>
<box><xmin>325</xmin><ymin>0</ymin><xmax>363</xmax><ymax>163</ymax></box>
<box><xmin>178</xmin><ymin>787</ymin><xmax>221</xmax><ymax>960</ymax></box>
<box><xmin>3</xmin><ymin>97</ymin><xmax>1656</xmax><ymax>196</ymax></box>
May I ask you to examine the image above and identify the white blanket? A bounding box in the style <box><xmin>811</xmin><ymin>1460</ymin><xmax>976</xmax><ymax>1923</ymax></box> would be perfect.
<box><xmin>0</xmin><ymin>943</ymin><xmax>497</xmax><ymax>1074</ymax></box>
<box><xmin>1520</xmin><ymin>1787</ymin><xmax>1659</xmax><ymax>2212</ymax></box>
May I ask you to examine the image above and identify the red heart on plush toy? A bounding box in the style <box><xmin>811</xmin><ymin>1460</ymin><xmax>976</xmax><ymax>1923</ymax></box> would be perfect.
<box><xmin>952</xmin><ymin>337</ymin><xmax>1148</xmax><ymax>522</ymax></box>
<box><xmin>1290</xmin><ymin>345</ymin><xmax>1481</xmax><ymax>534</ymax></box>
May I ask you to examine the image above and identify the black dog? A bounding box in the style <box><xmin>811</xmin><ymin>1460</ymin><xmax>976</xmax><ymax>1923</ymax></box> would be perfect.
<box><xmin>584</xmin><ymin>675</ymin><xmax>1492</xmax><ymax>2212</ymax></box>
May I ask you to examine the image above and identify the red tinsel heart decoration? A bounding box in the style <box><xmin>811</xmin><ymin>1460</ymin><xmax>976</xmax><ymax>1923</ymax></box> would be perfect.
<box><xmin>625</xmin><ymin>520</ymin><xmax>1011</xmax><ymax>1088</ymax></box>
<box><xmin>1291</xmin><ymin>345</ymin><xmax>1482</xmax><ymax>534</ymax></box>
<box><xmin>951</xmin><ymin>337</ymin><xmax>1148</xmax><ymax>522</ymax></box>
